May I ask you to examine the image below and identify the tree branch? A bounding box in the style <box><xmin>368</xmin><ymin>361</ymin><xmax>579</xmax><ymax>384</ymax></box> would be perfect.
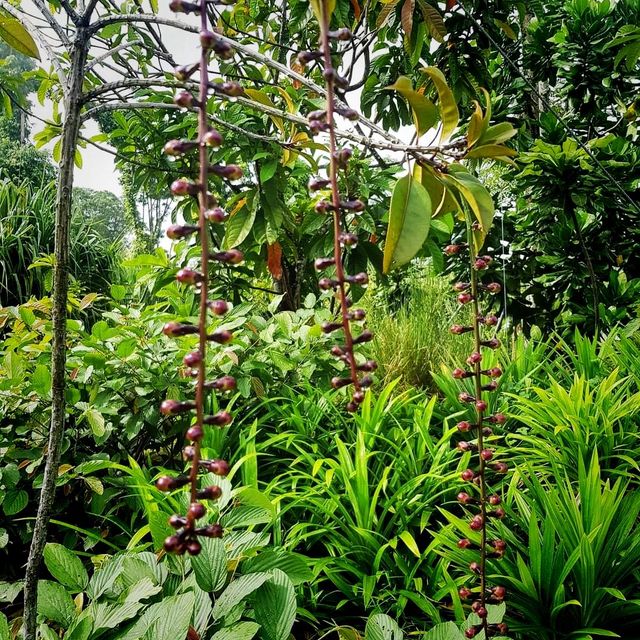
<box><xmin>86</xmin><ymin>39</ymin><xmax>144</xmax><ymax>70</ymax></box>
<box><xmin>0</xmin><ymin>0</ymin><xmax>68</xmax><ymax>90</ymax></box>
<box><xmin>31</xmin><ymin>0</ymin><xmax>71</xmax><ymax>47</ymax></box>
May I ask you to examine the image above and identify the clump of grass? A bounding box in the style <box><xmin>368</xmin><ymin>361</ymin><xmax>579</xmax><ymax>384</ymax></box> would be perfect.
<box><xmin>366</xmin><ymin>262</ymin><xmax>473</xmax><ymax>391</ymax></box>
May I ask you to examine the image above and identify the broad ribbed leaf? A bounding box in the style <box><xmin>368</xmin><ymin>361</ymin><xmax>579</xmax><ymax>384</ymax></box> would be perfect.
<box><xmin>90</xmin><ymin>601</ymin><xmax>144</xmax><ymax>634</ymax></box>
<box><xmin>212</xmin><ymin>572</ymin><xmax>271</xmax><ymax>621</ymax></box>
<box><xmin>0</xmin><ymin>18</ymin><xmax>40</xmax><ymax>59</ymax></box>
<box><xmin>87</xmin><ymin>555</ymin><xmax>126</xmax><ymax>600</ymax></box>
<box><xmin>422</xmin><ymin>621</ymin><xmax>460</xmax><ymax>640</ymax></box>
<box><xmin>66</xmin><ymin>617</ymin><xmax>92</xmax><ymax>640</ymax></box>
<box><xmin>0</xmin><ymin>612</ymin><xmax>9</xmax><ymax>640</ymax></box>
<box><xmin>252</xmin><ymin>570</ymin><xmax>296</xmax><ymax>640</ymax></box>
<box><xmin>37</xmin><ymin>580</ymin><xmax>75</xmax><ymax>628</ymax></box>
<box><xmin>421</xmin><ymin>67</ymin><xmax>459</xmax><ymax>142</ymax></box>
<box><xmin>383</xmin><ymin>174</ymin><xmax>431</xmax><ymax>273</ymax></box>
<box><xmin>191</xmin><ymin>537</ymin><xmax>227</xmax><ymax>592</ymax></box>
<box><xmin>364</xmin><ymin>613</ymin><xmax>403</xmax><ymax>640</ymax></box>
<box><xmin>243</xmin><ymin>550</ymin><xmax>313</xmax><ymax>586</ymax></box>
<box><xmin>43</xmin><ymin>543</ymin><xmax>88</xmax><ymax>592</ymax></box>
<box><xmin>143</xmin><ymin>593</ymin><xmax>194</xmax><ymax>640</ymax></box>
<box><xmin>211</xmin><ymin>622</ymin><xmax>261</xmax><ymax>640</ymax></box>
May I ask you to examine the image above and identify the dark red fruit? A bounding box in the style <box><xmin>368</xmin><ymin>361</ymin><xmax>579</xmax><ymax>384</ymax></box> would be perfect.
<box><xmin>188</xmin><ymin>502</ymin><xmax>206</xmax><ymax>520</ymax></box>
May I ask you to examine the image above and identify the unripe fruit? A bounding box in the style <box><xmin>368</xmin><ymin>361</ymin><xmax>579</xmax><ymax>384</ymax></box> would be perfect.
<box><xmin>458</xmin><ymin>538</ymin><xmax>472</xmax><ymax>548</ymax></box>
<box><xmin>198</xmin><ymin>485</ymin><xmax>222</xmax><ymax>500</ymax></box>
<box><xmin>321</xmin><ymin>322</ymin><xmax>342</xmax><ymax>334</ymax></box>
<box><xmin>352</xmin><ymin>390</ymin><xmax>366</xmax><ymax>404</ymax></box>
<box><xmin>453</xmin><ymin>282</ymin><xmax>470</xmax><ymax>292</ymax></box>
<box><xmin>444</xmin><ymin>244</ymin><xmax>461</xmax><ymax>255</ymax></box>
<box><xmin>199</xmin><ymin>29</ymin><xmax>217</xmax><ymax>49</ymax></box>
<box><xmin>458</xmin><ymin>293</ymin><xmax>473</xmax><ymax>304</ymax></box>
<box><xmin>169</xmin><ymin>514</ymin><xmax>187</xmax><ymax>528</ymax></box>
<box><xmin>494</xmin><ymin>413</ymin><xmax>507</xmax><ymax>424</ymax></box>
<box><xmin>474</xmin><ymin>258</ymin><xmax>488</xmax><ymax>270</ymax></box>
<box><xmin>492</xmin><ymin>539</ymin><xmax>507</xmax><ymax>551</ymax></box>
<box><xmin>469</xmin><ymin>561</ymin><xmax>481</xmax><ymax>574</ymax></box>
<box><xmin>315</xmin><ymin>257</ymin><xmax>335</xmax><ymax>270</ymax></box>
<box><xmin>210</xmin><ymin>164</ymin><xmax>243</xmax><ymax>180</ymax></box>
<box><xmin>485</xmin><ymin>314</ymin><xmax>499</xmax><ymax>326</ymax></box>
<box><xmin>360</xmin><ymin>375</ymin><xmax>374</xmax><ymax>388</ymax></box>
<box><xmin>169</xmin><ymin>0</ymin><xmax>199</xmax><ymax>13</ymax></box>
<box><xmin>208</xmin><ymin>329</ymin><xmax>233</xmax><ymax>344</ymax></box>
<box><xmin>482</xmin><ymin>338</ymin><xmax>501</xmax><ymax>349</ymax></box>
<box><xmin>211</xmin><ymin>249</ymin><xmax>244</xmax><ymax>264</ymax></box>
<box><xmin>204</xmin><ymin>376</ymin><xmax>236</xmax><ymax>392</ymax></box>
<box><xmin>318</xmin><ymin>277</ymin><xmax>337</xmax><ymax>290</ymax></box>
<box><xmin>490</xmin><ymin>507</ymin><xmax>506</xmax><ymax>519</ymax></box>
<box><xmin>207</xmin><ymin>299</ymin><xmax>229</xmax><ymax>315</ymax></box>
<box><xmin>458</xmin><ymin>586</ymin><xmax>472</xmax><ymax>599</ymax></box>
<box><xmin>163</xmin><ymin>322</ymin><xmax>199</xmax><ymax>337</ymax></box>
<box><xmin>200</xmin><ymin>523</ymin><xmax>223</xmax><ymax>538</ymax></box>
<box><xmin>183</xmin><ymin>351</ymin><xmax>203</xmax><ymax>367</ymax></box>
<box><xmin>188</xmin><ymin>502</ymin><xmax>206</xmax><ymax>520</ymax></box>
<box><xmin>166</xmin><ymin>224</ymin><xmax>199</xmax><ymax>239</ymax></box>
<box><xmin>339</xmin><ymin>232</ymin><xmax>358</xmax><ymax>247</ymax></box>
<box><xmin>163</xmin><ymin>535</ymin><xmax>181</xmax><ymax>552</ymax></box>
<box><xmin>160</xmin><ymin>399</ymin><xmax>196</xmax><ymax>415</ymax></box>
<box><xmin>203</xmin><ymin>129</ymin><xmax>223</xmax><ymax>147</ymax></box>
<box><xmin>488</xmin><ymin>494</ymin><xmax>501</xmax><ymax>505</ymax></box>
<box><xmin>164</xmin><ymin>140</ymin><xmax>197</xmax><ymax>156</ymax></box>
<box><xmin>176</xmin><ymin>268</ymin><xmax>203</xmax><ymax>284</ymax></box>
<box><xmin>156</xmin><ymin>475</ymin><xmax>188</xmax><ymax>491</ymax></box>
<box><xmin>459</xmin><ymin>392</ymin><xmax>475</xmax><ymax>403</ymax></box>
<box><xmin>308</xmin><ymin>109</ymin><xmax>327</xmax><ymax>121</ymax></box>
<box><xmin>186</xmin><ymin>539</ymin><xmax>202</xmax><ymax>555</ymax></box>
<box><xmin>353</xmin><ymin>330</ymin><xmax>373</xmax><ymax>345</ymax></box>
<box><xmin>492</xmin><ymin>586</ymin><xmax>506</xmax><ymax>600</ymax></box>
<box><xmin>488</xmin><ymin>367</ymin><xmax>502</xmax><ymax>378</ymax></box>
<box><xmin>467</xmin><ymin>352</ymin><xmax>482</xmax><ymax>365</ymax></box>
<box><xmin>346</xmin><ymin>401</ymin><xmax>359</xmax><ymax>413</ymax></box>
<box><xmin>203</xmin><ymin>459</ymin><xmax>230</xmax><ymax>476</ymax></box>
<box><xmin>186</xmin><ymin>425</ymin><xmax>204</xmax><ymax>441</ymax></box>
<box><xmin>450</xmin><ymin>324</ymin><xmax>472</xmax><ymax>334</ymax></box>
<box><xmin>349</xmin><ymin>308</ymin><xmax>366</xmax><ymax>321</ymax></box>
<box><xmin>314</xmin><ymin>199</ymin><xmax>331</xmax><ymax>214</ymax></box>
<box><xmin>464</xmin><ymin>628</ymin><xmax>477</xmax><ymax>638</ymax></box>
<box><xmin>486</xmin><ymin>282</ymin><xmax>502</xmax><ymax>293</ymax></box>
<box><xmin>457</xmin><ymin>492</ymin><xmax>472</xmax><ymax>503</ymax></box>
<box><xmin>493</xmin><ymin>462</ymin><xmax>509</xmax><ymax>474</ymax></box>
<box><xmin>171</xmin><ymin>179</ymin><xmax>199</xmax><ymax>196</ymax></box>
<box><xmin>470</xmin><ymin>515</ymin><xmax>483</xmax><ymax>530</ymax></box>
<box><xmin>457</xmin><ymin>441</ymin><xmax>471</xmax><ymax>452</ymax></box>
<box><xmin>203</xmin><ymin>411</ymin><xmax>233</xmax><ymax>426</ymax></box>
<box><xmin>340</xmin><ymin>199</ymin><xmax>365</xmax><ymax>212</ymax></box>
<box><xmin>453</xmin><ymin>367</ymin><xmax>470</xmax><ymax>379</ymax></box>
<box><xmin>346</xmin><ymin>272</ymin><xmax>369</xmax><ymax>285</ymax></box>
<box><xmin>357</xmin><ymin>360</ymin><xmax>377</xmax><ymax>372</ymax></box>
<box><xmin>309</xmin><ymin>178</ymin><xmax>330</xmax><ymax>191</ymax></box>
<box><xmin>174</xmin><ymin>90</ymin><xmax>195</xmax><ymax>108</ymax></box>
<box><xmin>331</xmin><ymin>377</ymin><xmax>352</xmax><ymax>389</ymax></box>
<box><xmin>204</xmin><ymin>207</ymin><xmax>227</xmax><ymax>222</ymax></box>
<box><xmin>461</xmin><ymin>469</ymin><xmax>475</xmax><ymax>482</ymax></box>
<box><xmin>475</xmin><ymin>606</ymin><xmax>488</xmax><ymax>619</ymax></box>
<box><xmin>457</xmin><ymin>420</ymin><xmax>472</xmax><ymax>432</ymax></box>
<box><xmin>480</xmin><ymin>448</ymin><xmax>493</xmax><ymax>461</ymax></box>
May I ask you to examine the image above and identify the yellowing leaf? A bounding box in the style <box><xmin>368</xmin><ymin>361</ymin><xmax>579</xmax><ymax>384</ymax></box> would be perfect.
<box><xmin>310</xmin><ymin>0</ymin><xmax>336</xmax><ymax>23</ymax></box>
<box><xmin>421</xmin><ymin>66</ymin><xmax>459</xmax><ymax>142</ymax></box>
<box><xmin>386</xmin><ymin>76</ymin><xmax>437</xmax><ymax>136</ymax></box>
<box><xmin>244</xmin><ymin>89</ymin><xmax>285</xmax><ymax>135</ymax></box>
<box><xmin>0</xmin><ymin>18</ymin><xmax>40</xmax><ymax>59</ymax></box>
<box><xmin>383</xmin><ymin>173</ymin><xmax>431</xmax><ymax>273</ymax></box>
<box><xmin>415</xmin><ymin>165</ymin><xmax>460</xmax><ymax>217</ymax></box>
<box><xmin>467</xmin><ymin>101</ymin><xmax>484</xmax><ymax>148</ymax></box>
<box><xmin>376</xmin><ymin>0</ymin><xmax>401</xmax><ymax>28</ymax></box>
<box><xmin>464</xmin><ymin>144</ymin><xmax>517</xmax><ymax>159</ymax></box>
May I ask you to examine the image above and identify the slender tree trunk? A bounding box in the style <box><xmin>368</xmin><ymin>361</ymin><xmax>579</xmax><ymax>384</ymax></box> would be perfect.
<box><xmin>23</xmin><ymin>30</ymin><xmax>88</xmax><ymax>640</ymax></box>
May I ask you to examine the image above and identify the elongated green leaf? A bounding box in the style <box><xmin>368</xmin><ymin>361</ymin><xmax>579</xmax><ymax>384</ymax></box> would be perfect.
<box><xmin>478</xmin><ymin>122</ymin><xmax>517</xmax><ymax>146</ymax></box>
<box><xmin>365</xmin><ymin>613</ymin><xmax>403</xmax><ymax>640</ymax></box>
<box><xmin>464</xmin><ymin>144</ymin><xmax>517</xmax><ymax>159</ymax></box>
<box><xmin>212</xmin><ymin>572</ymin><xmax>271</xmax><ymax>621</ymax></box>
<box><xmin>383</xmin><ymin>174</ymin><xmax>431</xmax><ymax>272</ymax></box>
<box><xmin>66</xmin><ymin>617</ymin><xmax>92</xmax><ymax>640</ymax></box>
<box><xmin>417</xmin><ymin>0</ymin><xmax>446</xmax><ymax>42</ymax></box>
<box><xmin>0</xmin><ymin>18</ymin><xmax>40</xmax><ymax>59</ymax></box>
<box><xmin>386</xmin><ymin>76</ymin><xmax>437</xmax><ymax>136</ymax></box>
<box><xmin>242</xmin><ymin>550</ymin><xmax>313</xmax><ymax>586</ymax></box>
<box><xmin>191</xmin><ymin>537</ymin><xmax>227</xmax><ymax>592</ymax></box>
<box><xmin>252</xmin><ymin>569</ymin><xmax>296</xmax><ymax>640</ymax></box>
<box><xmin>224</xmin><ymin>200</ymin><xmax>256</xmax><ymax>248</ymax></box>
<box><xmin>43</xmin><ymin>543</ymin><xmax>89</xmax><ymax>592</ymax></box>
<box><xmin>421</xmin><ymin>67</ymin><xmax>459</xmax><ymax>142</ymax></box>
<box><xmin>37</xmin><ymin>580</ymin><xmax>75</xmax><ymax>628</ymax></box>
<box><xmin>445</xmin><ymin>166</ymin><xmax>494</xmax><ymax>251</ymax></box>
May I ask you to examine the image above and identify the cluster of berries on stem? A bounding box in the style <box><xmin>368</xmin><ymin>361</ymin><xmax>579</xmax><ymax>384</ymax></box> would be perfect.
<box><xmin>157</xmin><ymin>0</ymin><xmax>242</xmax><ymax>556</ymax></box>
<box><xmin>446</xmin><ymin>235</ymin><xmax>508</xmax><ymax>637</ymax></box>
<box><xmin>299</xmin><ymin>0</ymin><xmax>375</xmax><ymax>411</ymax></box>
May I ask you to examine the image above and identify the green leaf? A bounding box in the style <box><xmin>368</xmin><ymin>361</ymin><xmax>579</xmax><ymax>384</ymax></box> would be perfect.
<box><xmin>421</xmin><ymin>67</ymin><xmax>459</xmax><ymax>142</ymax></box>
<box><xmin>37</xmin><ymin>580</ymin><xmax>75</xmax><ymax>627</ymax></box>
<box><xmin>242</xmin><ymin>550</ymin><xmax>313</xmax><ymax>586</ymax></box>
<box><xmin>422</xmin><ymin>621</ymin><xmax>461</xmax><ymax>640</ymax></box>
<box><xmin>110</xmin><ymin>284</ymin><xmax>127</xmax><ymax>301</ymax></box>
<box><xmin>365</xmin><ymin>613</ymin><xmax>403</xmax><ymax>640</ymax></box>
<box><xmin>212</xmin><ymin>572</ymin><xmax>272</xmax><ymax>621</ymax></box>
<box><xmin>85</xmin><ymin>409</ymin><xmax>105</xmax><ymax>437</ymax></box>
<box><xmin>90</xmin><ymin>600</ymin><xmax>145</xmax><ymax>634</ymax></box>
<box><xmin>399</xmin><ymin>530</ymin><xmax>420</xmax><ymax>557</ymax></box>
<box><xmin>0</xmin><ymin>17</ymin><xmax>40</xmax><ymax>59</ymax></box>
<box><xmin>383</xmin><ymin>174</ymin><xmax>432</xmax><ymax>273</ymax></box>
<box><xmin>252</xmin><ymin>569</ymin><xmax>296</xmax><ymax>640</ymax></box>
<box><xmin>478</xmin><ymin>122</ymin><xmax>517</xmax><ymax>146</ymax></box>
<box><xmin>464</xmin><ymin>144</ymin><xmax>517</xmax><ymax>159</ymax></box>
<box><xmin>3</xmin><ymin>489</ymin><xmax>28</xmax><ymax>516</ymax></box>
<box><xmin>0</xmin><ymin>612</ymin><xmax>10</xmax><ymax>640</ymax></box>
<box><xmin>385</xmin><ymin>76</ymin><xmax>437</xmax><ymax>136</ymax></box>
<box><xmin>224</xmin><ymin>201</ymin><xmax>257</xmax><ymax>248</ymax></box>
<box><xmin>31</xmin><ymin>364</ymin><xmax>51</xmax><ymax>397</ymax></box>
<box><xmin>143</xmin><ymin>593</ymin><xmax>194</xmax><ymax>640</ymax></box>
<box><xmin>66</xmin><ymin>617</ymin><xmax>93</xmax><ymax>640</ymax></box>
<box><xmin>43</xmin><ymin>543</ymin><xmax>89</xmax><ymax>592</ymax></box>
<box><xmin>211</xmin><ymin>622</ymin><xmax>261</xmax><ymax>640</ymax></box>
<box><xmin>191</xmin><ymin>537</ymin><xmax>227</xmax><ymax>592</ymax></box>
<box><xmin>445</xmin><ymin>166</ymin><xmax>495</xmax><ymax>251</ymax></box>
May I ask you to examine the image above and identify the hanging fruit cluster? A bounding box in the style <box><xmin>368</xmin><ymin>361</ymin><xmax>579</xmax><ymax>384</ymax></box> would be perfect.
<box><xmin>156</xmin><ymin>0</ymin><xmax>243</xmax><ymax>556</ymax></box>
<box><xmin>299</xmin><ymin>0</ymin><xmax>376</xmax><ymax>411</ymax></box>
<box><xmin>446</xmin><ymin>237</ymin><xmax>509</xmax><ymax>637</ymax></box>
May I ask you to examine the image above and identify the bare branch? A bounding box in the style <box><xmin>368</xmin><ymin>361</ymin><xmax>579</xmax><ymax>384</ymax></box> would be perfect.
<box><xmin>58</xmin><ymin>0</ymin><xmax>81</xmax><ymax>24</ymax></box>
<box><xmin>86</xmin><ymin>39</ymin><xmax>144</xmax><ymax>70</ymax></box>
<box><xmin>31</xmin><ymin>0</ymin><xmax>71</xmax><ymax>46</ymax></box>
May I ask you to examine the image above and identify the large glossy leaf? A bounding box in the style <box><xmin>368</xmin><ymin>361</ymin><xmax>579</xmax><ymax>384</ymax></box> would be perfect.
<box><xmin>43</xmin><ymin>543</ymin><xmax>89</xmax><ymax>592</ymax></box>
<box><xmin>211</xmin><ymin>622</ymin><xmax>261</xmax><ymax>640</ymax></box>
<box><xmin>383</xmin><ymin>173</ymin><xmax>431</xmax><ymax>273</ymax></box>
<box><xmin>386</xmin><ymin>76</ymin><xmax>437</xmax><ymax>136</ymax></box>
<box><xmin>252</xmin><ymin>569</ymin><xmax>296</xmax><ymax>640</ymax></box>
<box><xmin>0</xmin><ymin>18</ymin><xmax>40</xmax><ymax>59</ymax></box>
<box><xmin>464</xmin><ymin>144</ymin><xmax>517</xmax><ymax>160</ymax></box>
<box><xmin>224</xmin><ymin>197</ymin><xmax>257</xmax><ymax>248</ymax></box>
<box><xmin>37</xmin><ymin>580</ymin><xmax>75</xmax><ymax>628</ymax></box>
<box><xmin>478</xmin><ymin>122</ymin><xmax>517</xmax><ymax>146</ymax></box>
<box><xmin>421</xmin><ymin>67</ymin><xmax>459</xmax><ymax>142</ymax></box>
<box><xmin>143</xmin><ymin>593</ymin><xmax>194</xmax><ymax>640</ymax></box>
